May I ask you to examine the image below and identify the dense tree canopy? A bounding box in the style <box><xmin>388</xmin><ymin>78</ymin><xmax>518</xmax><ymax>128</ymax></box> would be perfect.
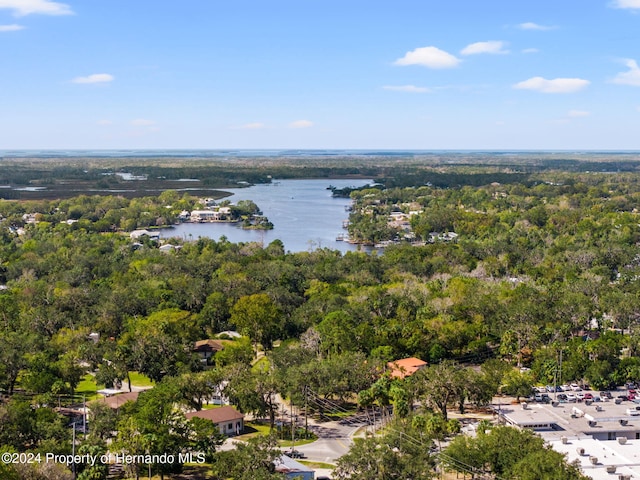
<box><xmin>3</xmin><ymin>163</ymin><xmax>640</xmax><ymax>479</ymax></box>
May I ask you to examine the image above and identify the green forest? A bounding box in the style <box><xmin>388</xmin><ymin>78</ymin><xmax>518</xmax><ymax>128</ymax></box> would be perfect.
<box><xmin>2</xmin><ymin>157</ymin><xmax>640</xmax><ymax>479</ymax></box>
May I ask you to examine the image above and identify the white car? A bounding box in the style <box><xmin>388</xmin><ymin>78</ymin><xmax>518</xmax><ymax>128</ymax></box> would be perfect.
<box><xmin>570</xmin><ymin>384</ymin><xmax>582</xmax><ymax>391</ymax></box>
<box><xmin>566</xmin><ymin>393</ymin><xmax>577</xmax><ymax>402</ymax></box>
<box><xmin>576</xmin><ymin>392</ymin><xmax>585</xmax><ymax>401</ymax></box>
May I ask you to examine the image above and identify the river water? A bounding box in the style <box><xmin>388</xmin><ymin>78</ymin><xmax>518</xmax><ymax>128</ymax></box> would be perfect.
<box><xmin>160</xmin><ymin>178</ymin><xmax>372</xmax><ymax>253</ymax></box>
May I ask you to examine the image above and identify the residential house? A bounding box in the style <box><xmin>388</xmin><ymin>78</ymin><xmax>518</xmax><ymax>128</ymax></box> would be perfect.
<box><xmin>193</xmin><ymin>339</ymin><xmax>225</xmax><ymax>363</ymax></box>
<box><xmin>185</xmin><ymin>405</ymin><xmax>244</xmax><ymax>436</ymax></box>
<box><xmin>387</xmin><ymin>357</ymin><xmax>428</xmax><ymax>379</ymax></box>
<box><xmin>130</xmin><ymin>229</ymin><xmax>160</xmax><ymax>241</ymax></box>
<box><xmin>95</xmin><ymin>391</ymin><xmax>140</xmax><ymax>411</ymax></box>
<box><xmin>190</xmin><ymin>210</ymin><xmax>220</xmax><ymax>222</ymax></box>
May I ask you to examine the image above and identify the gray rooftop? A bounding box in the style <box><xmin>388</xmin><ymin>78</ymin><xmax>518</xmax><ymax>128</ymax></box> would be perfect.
<box><xmin>496</xmin><ymin>399</ymin><xmax>640</xmax><ymax>441</ymax></box>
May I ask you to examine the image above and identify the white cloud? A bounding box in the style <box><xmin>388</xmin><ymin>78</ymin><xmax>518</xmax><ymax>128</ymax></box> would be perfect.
<box><xmin>235</xmin><ymin>122</ymin><xmax>266</xmax><ymax>130</ymax></box>
<box><xmin>522</xmin><ymin>48</ymin><xmax>540</xmax><ymax>54</ymax></box>
<box><xmin>130</xmin><ymin>119</ymin><xmax>156</xmax><ymax>127</ymax></box>
<box><xmin>611</xmin><ymin>59</ymin><xmax>640</xmax><ymax>86</ymax></box>
<box><xmin>289</xmin><ymin>120</ymin><xmax>314</xmax><ymax>129</ymax></box>
<box><xmin>0</xmin><ymin>23</ymin><xmax>24</xmax><ymax>31</ymax></box>
<box><xmin>383</xmin><ymin>85</ymin><xmax>430</xmax><ymax>93</ymax></box>
<box><xmin>461</xmin><ymin>41</ymin><xmax>509</xmax><ymax>56</ymax></box>
<box><xmin>394</xmin><ymin>46</ymin><xmax>460</xmax><ymax>69</ymax></box>
<box><xmin>72</xmin><ymin>73</ymin><xmax>114</xmax><ymax>84</ymax></box>
<box><xmin>612</xmin><ymin>0</ymin><xmax>640</xmax><ymax>9</ymax></box>
<box><xmin>0</xmin><ymin>0</ymin><xmax>73</xmax><ymax>16</ymax></box>
<box><xmin>513</xmin><ymin>76</ymin><xmax>590</xmax><ymax>93</ymax></box>
<box><xmin>567</xmin><ymin>110</ymin><xmax>590</xmax><ymax>117</ymax></box>
<box><xmin>518</xmin><ymin>22</ymin><xmax>555</xmax><ymax>30</ymax></box>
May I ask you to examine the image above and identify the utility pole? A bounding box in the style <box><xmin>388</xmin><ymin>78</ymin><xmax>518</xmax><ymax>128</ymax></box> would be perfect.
<box><xmin>83</xmin><ymin>395</ymin><xmax>87</xmax><ymax>440</ymax></box>
<box><xmin>290</xmin><ymin>395</ymin><xmax>295</xmax><ymax>451</ymax></box>
<box><xmin>559</xmin><ymin>349</ymin><xmax>563</xmax><ymax>391</ymax></box>
<box><xmin>304</xmin><ymin>385</ymin><xmax>308</xmax><ymax>438</ymax></box>
<box><xmin>553</xmin><ymin>349</ymin><xmax>558</xmax><ymax>401</ymax></box>
<box><xmin>71</xmin><ymin>422</ymin><xmax>77</xmax><ymax>480</ymax></box>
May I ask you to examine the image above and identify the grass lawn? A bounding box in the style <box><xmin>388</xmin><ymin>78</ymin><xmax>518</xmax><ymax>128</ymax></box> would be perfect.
<box><xmin>76</xmin><ymin>371</ymin><xmax>153</xmax><ymax>402</ymax></box>
<box><xmin>299</xmin><ymin>460</ymin><xmax>336</xmax><ymax>469</ymax></box>
<box><xmin>278</xmin><ymin>435</ymin><xmax>316</xmax><ymax>447</ymax></box>
<box><xmin>235</xmin><ymin>422</ymin><xmax>317</xmax><ymax>446</ymax></box>
<box><xmin>234</xmin><ymin>421</ymin><xmax>272</xmax><ymax>440</ymax></box>
<box><xmin>128</xmin><ymin>371</ymin><xmax>154</xmax><ymax>387</ymax></box>
<box><xmin>75</xmin><ymin>374</ymin><xmax>101</xmax><ymax>401</ymax></box>
<box><xmin>251</xmin><ymin>356</ymin><xmax>270</xmax><ymax>371</ymax></box>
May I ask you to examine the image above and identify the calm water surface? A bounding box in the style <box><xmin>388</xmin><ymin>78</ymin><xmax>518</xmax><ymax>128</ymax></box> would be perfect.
<box><xmin>160</xmin><ymin>179</ymin><xmax>372</xmax><ymax>253</ymax></box>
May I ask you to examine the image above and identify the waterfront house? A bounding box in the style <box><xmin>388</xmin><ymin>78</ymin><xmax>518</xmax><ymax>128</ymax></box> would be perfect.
<box><xmin>190</xmin><ymin>210</ymin><xmax>220</xmax><ymax>222</ymax></box>
<box><xmin>130</xmin><ymin>229</ymin><xmax>160</xmax><ymax>240</ymax></box>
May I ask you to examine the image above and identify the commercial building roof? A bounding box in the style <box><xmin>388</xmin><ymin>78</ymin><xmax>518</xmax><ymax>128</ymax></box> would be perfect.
<box><xmin>551</xmin><ymin>437</ymin><xmax>640</xmax><ymax>480</ymax></box>
<box><xmin>497</xmin><ymin>399</ymin><xmax>640</xmax><ymax>441</ymax></box>
<box><xmin>494</xmin><ymin>396</ymin><xmax>640</xmax><ymax>480</ymax></box>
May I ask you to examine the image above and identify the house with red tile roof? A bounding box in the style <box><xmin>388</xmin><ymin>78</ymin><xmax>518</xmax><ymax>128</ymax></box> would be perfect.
<box><xmin>387</xmin><ymin>357</ymin><xmax>428</xmax><ymax>379</ymax></box>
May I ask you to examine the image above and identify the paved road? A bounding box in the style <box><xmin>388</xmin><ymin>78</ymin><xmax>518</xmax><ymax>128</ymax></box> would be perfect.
<box><xmin>219</xmin><ymin>416</ymin><xmax>363</xmax><ymax>462</ymax></box>
<box><xmin>221</xmin><ymin>398</ymin><xmax>381</xmax><ymax>468</ymax></box>
<box><xmin>286</xmin><ymin>420</ymin><xmax>359</xmax><ymax>463</ymax></box>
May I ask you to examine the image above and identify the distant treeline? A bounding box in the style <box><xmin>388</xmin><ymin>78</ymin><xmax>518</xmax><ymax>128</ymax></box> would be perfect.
<box><xmin>2</xmin><ymin>154</ymin><xmax>640</xmax><ymax>201</ymax></box>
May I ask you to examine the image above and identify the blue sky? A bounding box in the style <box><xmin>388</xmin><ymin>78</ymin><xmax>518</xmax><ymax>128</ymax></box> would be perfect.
<box><xmin>1</xmin><ymin>0</ymin><xmax>640</xmax><ymax>150</ymax></box>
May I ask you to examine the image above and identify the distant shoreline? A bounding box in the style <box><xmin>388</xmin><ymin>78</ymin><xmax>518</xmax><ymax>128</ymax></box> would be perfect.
<box><xmin>3</xmin><ymin>149</ymin><xmax>640</xmax><ymax>159</ymax></box>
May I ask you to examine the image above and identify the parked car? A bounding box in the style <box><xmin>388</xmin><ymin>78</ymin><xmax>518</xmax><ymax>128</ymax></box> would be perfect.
<box><xmin>570</xmin><ymin>384</ymin><xmax>581</xmax><ymax>391</ymax></box>
<box><xmin>566</xmin><ymin>393</ymin><xmax>577</xmax><ymax>402</ymax></box>
<box><xmin>576</xmin><ymin>392</ymin><xmax>585</xmax><ymax>401</ymax></box>
<box><xmin>600</xmin><ymin>391</ymin><xmax>613</xmax><ymax>399</ymax></box>
<box><xmin>287</xmin><ymin>450</ymin><xmax>306</xmax><ymax>459</ymax></box>
<box><xmin>583</xmin><ymin>393</ymin><xmax>593</xmax><ymax>400</ymax></box>
<box><xmin>557</xmin><ymin>393</ymin><xmax>568</xmax><ymax>401</ymax></box>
